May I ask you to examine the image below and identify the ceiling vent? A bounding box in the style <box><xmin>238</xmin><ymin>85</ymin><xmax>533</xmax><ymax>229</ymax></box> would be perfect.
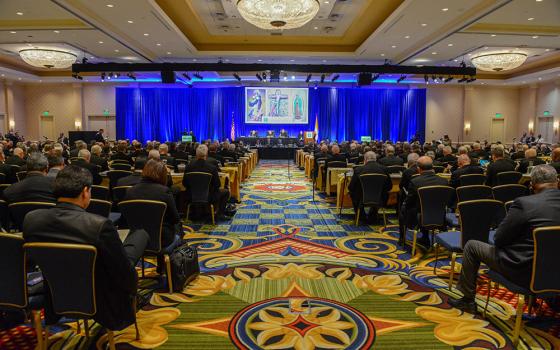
<box><xmin>329</xmin><ymin>14</ymin><xmax>341</xmax><ymax>22</ymax></box>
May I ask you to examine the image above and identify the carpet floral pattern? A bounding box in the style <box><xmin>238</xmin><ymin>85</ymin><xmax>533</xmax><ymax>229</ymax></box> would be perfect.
<box><xmin>1</xmin><ymin>160</ymin><xmax>559</xmax><ymax>349</ymax></box>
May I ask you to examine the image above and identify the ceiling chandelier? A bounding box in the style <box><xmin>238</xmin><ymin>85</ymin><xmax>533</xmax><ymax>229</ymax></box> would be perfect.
<box><xmin>19</xmin><ymin>49</ymin><xmax>77</xmax><ymax>69</ymax></box>
<box><xmin>470</xmin><ymin>52</ymin><xmax>527</xmax><ymax>72</ymax></box>
<box><xmin>236</xmin><ymin>0</ymin><xmax>320</xmax><ymax>30</ymax></box>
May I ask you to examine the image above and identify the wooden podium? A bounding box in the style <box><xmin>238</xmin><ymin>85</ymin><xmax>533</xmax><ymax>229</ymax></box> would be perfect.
<box><xmin>304</xmin><ymin>131</ymin><xmax>315</xmax><ymax>144</ymax></box>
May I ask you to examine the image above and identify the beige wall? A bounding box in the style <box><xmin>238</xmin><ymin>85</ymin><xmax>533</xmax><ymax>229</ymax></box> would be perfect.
<box><xmin>6</xmin><ymin>81</ymin><xmax>560</xmax><ymax>142</ymax></box>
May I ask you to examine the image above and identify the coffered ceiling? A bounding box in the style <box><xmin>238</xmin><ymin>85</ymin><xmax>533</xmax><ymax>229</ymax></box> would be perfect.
<box><xmin>0</xmin><ymin>0</ymin><xmax>558</xmax><ymax>85</ymax></box>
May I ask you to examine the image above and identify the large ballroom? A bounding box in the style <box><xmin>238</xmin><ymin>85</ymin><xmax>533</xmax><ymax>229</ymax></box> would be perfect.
<box><xmin>0</xmin><ymin>0</ymin><xmax>559</xmax><ymax>349</ymax></box>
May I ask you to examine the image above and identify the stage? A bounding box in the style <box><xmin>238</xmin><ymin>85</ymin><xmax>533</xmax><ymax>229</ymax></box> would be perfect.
<box><xmin>255</xmin><ymin>146</ymin><xmax>299</xmax><ymax>160</ymax></box>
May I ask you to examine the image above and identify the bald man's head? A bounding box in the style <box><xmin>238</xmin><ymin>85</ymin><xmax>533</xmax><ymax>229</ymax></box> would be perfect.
<box><xmin>417</xmin><ymin>156</ymin><xmax>433</xmax><ymax>172</ymax></box>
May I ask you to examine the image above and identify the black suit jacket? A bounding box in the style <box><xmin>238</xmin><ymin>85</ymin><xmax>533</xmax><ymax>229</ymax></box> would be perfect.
<box><xmin>549</xmin><ymin>161</ymin><xmax>560</xmax><ymax>174</ymax></box>
<box><xmin>494</xmin><ymin>189</ymin><xmax>560</xmax><ymax>287</ymax></box>
<box><xmin>325</xmin><ymin>154</ymin><xmax>347</xmax><ymax>169</ymax></box>
<box><xmin>450</xmin><ymin>165</ymin><xmax>484</xmax><ymax>188</ymax></box>
<box><xmin>124</xmin><ymin>178</ymin><xmax>180</xmax><ymax>247</ymax></box>
<box><xmin>517</xmin><ymin>157</ymin><xmax>546</xmax><ymax>174</ymax></box>
<box><xmin>0</xmin><ymin>162</ymin><xmax>16</xmax><ymax>183</ymax></box>
<box><xmin>404</xmin><ymin>171</ymin><xmax>448</xmax><ymax>212</ymax></box>
<box><xmin>73</xmin><ymin>159</ymin><xmax>102</xmax><ymax>185</ymax></box>
<box><xmin>399</xmin><ymin>165</ymin><xmax>418</xmax><ymax>192</ymax></box>
<box><xmin>4</xmin><ymin>173</ymin><xmax>56</xmax><ymax>203</ymax></box>
<box><xmin>486</xmin><ymin>158</ymin><xmax>516</xmax><ymax>186</ymax></box>
<box><xmin>6</xmin><ymin>155</ymin><xmax>26</xmax><ymax>167</ymax></box>
<box><xmin>23</xmin><ymin>202</ymin><xmax>137</xmax><ymax>330</ymax></box>
<box><xmin>437</xmin><ymin>154</ymin><xmax>457</xmax><ymax>166</ymax></box>
<box><xmin>94</xmin><ymin>132</ymin><xmax>105</xmax><ymax>143</ymax></box>
<box><xmin>379</xmin><ymin>155</ymin><xmax>404</xmax><ymax>167</ymax></box>
<box><xmin>91</xmin><ymin>155</ymin><xmax>109</xmax><ymax>172</ymax></box>
<box><xmin>183</xmin><ymin>159</ymin><xmax>221</xmax><ymax>203</ymax></box>
<box><xmin>348</xmin><ymin>162</ymin><xmax>391</xmax><ymax>205</ymax></box>
<box><xmin>116</xmin><ymin>172</ymin><xmax>142</xmax><ymax>187</ymax></box>
<box><xmin>111</xmin><ymin>152</ymin><xmax>133</xmax><ymax>165</ymax></box>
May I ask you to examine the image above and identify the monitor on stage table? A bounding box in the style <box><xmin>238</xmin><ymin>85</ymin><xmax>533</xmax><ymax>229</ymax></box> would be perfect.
<box><xmin>361</xmin><ymin>136</ymin><xmax>372</xmax><ymax>142</ymax></box>
<box><xmin>245</xmin><ymin>87</ymin><xmax>308</xmax><ymax>124</ymax></box>
<box><xmin>182</xmin><ymin>135</ymin><xmax>192</xmax><ymax>143</ymax></box>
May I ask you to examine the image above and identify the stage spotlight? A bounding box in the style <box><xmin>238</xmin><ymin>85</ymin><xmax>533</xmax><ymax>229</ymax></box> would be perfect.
<box><xmin>256</xmin><ymin>73</ymin><xmax>263</xmax><ymax>81</ymax></box>
<box><xmin>320</xmin><ymin>74</ymin><xmax>325</xmax><ymax>83</ymax></box>
<box><xmin>424</xmin><ymin>75</ymin><xmax>429</xmax><ymax>84</ymax></box>
<box><xmin>444</xmin><ymin>76</ymin><xmax>453</xmax><ymax>83</ymax></box>
<box><xmin>306</xmin><ymin>74</ymin><xmax>312</xmax><ymax>83</ymax></box>
<box><xmin>81</xmin><ymin>57</ymin><xmax>88</xmax><ymax>64</ymax></box>
<box><xmin>114</xmin><ymin>73</ymin><xmax>119</xmax><ymax>78</ymax></box>
<box><xmin>262</xmin><ymin>72</ymin><xmax>267</xmax><ymax>81</ymax></box>
<box><xmin>457</xmin><ymin>76</ymin><xmax>468</xmax><ymax>83</ymax></box>
<box><xmin>358</xmin><ymin>73</ymin><xmax>372</xmax><ymax>86</ymax></box>
<box><xmin>467</xmin><ymin>76</ymin><xmax>477</xmax><ymax>83</ymax></box>
<box><xmin>106</xmin><ymin>73</ymin><xmax>111</xmax><ymax>80</ymax></box>
<box><xmin>193</xmin><ymin>72</ymin><xmax>203</xmax><ymax>80</ymax></box>
<box><xmin>233</xmin><ymin>73</ymin><xmax>241</xmax><ymax>81</ymax></box>
<box><xmin>126</xmin><ymin>73</ymin><xmax>136</xmax><ymax>80</ymax></box>
<box><xmin>283</xmin><ymin>72</ymin><xmax>288</xmax><ymax>81</ymax></box>
<box><xmin>314</xmin><ymin>82</ymin><xmax>318</xmax><ymax>90</ymax></box>
<box><xmin>182</xmin><ymin>73</ymin><xmax>191</xmax><ymax>81</ymax></box>
<box><xmin>100</xmin><ymin>72</ymin><xmax>106</xmax><ymax>82</ymax></box>
<box><xmin>72</xmin><ymin>73</ymin><xmax>83</xmax><ymax>80</ymax></box>
<box><xmin>331</xmin><ymin>74</ymin><xmax>339</xmax><ymax>82</ymax></box>
<box><xmin>372</xmin><ymin>73</ymin><xmax>380</xmax><ymax>82</ymax></box>
<box><xmin>397</xmin><ymin>75</ymin><xmax>406</xmax><ymax>83</ymax></box>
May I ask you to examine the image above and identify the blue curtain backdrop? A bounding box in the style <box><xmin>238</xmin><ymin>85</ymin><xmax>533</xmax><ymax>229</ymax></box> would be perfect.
<box><xmin>116</xmin><ymin>87</ymin><xmax>425</xmax><ymax>143</ymax></box>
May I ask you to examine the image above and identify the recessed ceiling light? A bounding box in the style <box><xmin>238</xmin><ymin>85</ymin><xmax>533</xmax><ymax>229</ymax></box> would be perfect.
<box><xmin>290</xmin><ymin>59</ymin><xmax>295</xmax><ymax>62</ymax></box>
<box><xmin>324</xmin><ymin>1</ymin><xmax>329</xmax><ymax>3</ymax></box>
<box><xmin>16</xmin><ymin>12</ymin><xmax>23</xmax><ymax>16</ymax></box>
<box><xmin>532</xmin><ymin>35</ymin><xmax>539</xmax><ymax>39</ymax></box>
<box><xmin>391</xmin><ymin>45</ymin><xmax>396</xmax><ymax>48</ymax></box>
<box><xmin>127</xmin><ymin>20</ymin><xmax>134</xmax><ymax>24</ymax></box>
<box><xmin>106</xmin><ymin>4</ymin><xmax>114</xmax><ymax>8</ymax></box>
<box><xmin>536</xmin><ymin>0</ymin><xmax>543</xmax><ymax>2</ymax></box>
<box><xmin>156</xmin><ymin>43</ymin><xmax>161</xmax><ymax>46</ymax></box>
<box><xmin>404</xmin><ymin>35</ymin><xmax>410</xmax><ymax>39</ymax></box>
<box><xmin>291</xmin><ymin>75</ymin><xmax>295</xmax><ymax>80</ymax></box>
<box><xmin>98</xmin><ymin>41</ymin><xmax>104</xmax><ymax>44</ymax></box>
<box><xmin>481</xmin><ymin>82</ymin><xmax>485</xmax><ymax>85</ymax></box>
<box><xmin>192</xmin><ymin>58</ymin><xmax>197</xmax><ymax>61</ymax></box>
<box><xmin>468</xmin><ymin>53</ymin><xmax>472</xmax><ymax>56</ymax></box>
<box><xmin>257</xmin><ymin>59</ymin><xmax>262</xmax><ymax>62</ymax></box>
<box><xmin>538</xmin><ymin>77</ymin><xmax>542</xmax><ymax>80</ymax></box>
<box><xmin>10</xmin><ymin>31</ymin><xmax>16</xmax><ymax>34</ymax></box>
<box><xmin>143</xmin><ymin>33</ymin><xmax>149</xmax><ymax>36</ymax></box>
<box><xmin>167</xmin><ymin>52</ymin><xmax>171</xmax><ymax>55</ymax></box>
<box><xmin>448</xmin><ymin>43</ymin><xmax>453</xmax><ymax>46</ymax></box>
<box><xmin>442</xmin><ymin>8</ymin><xmax>448</xmax><ymax>11</ymax></box>
<box><xmin>1</xmin><ymin>74</ymin><xmax>4</xmax><ymax>77</ymax></box>
<box><xmin>314</xmin><ymin>26</ymin><xmax>318</xmax><ymax>30</ymax></box>
<box><xmin>18</xmin><ymin>78</ymin><xmax>21</xmax><ymax>80</ymax></box>
<box><xmin>528</xmin><ymin>17</ymin><xmax>534</xmax><ymax>21</ymax></box>
<box><xmin>522</xmin><ymin>81</ymin><xmax>526</xmax><ymax>83</ymax></box>
<box><xmin>431</xmin><ymin>52</ymin><xmax>437</xmax><ymax>55</ymax></box>
<box><xmin>225</xmin><ymin>59</ymin><xmax>229</xmax><ymax>62</ymax></box>
<box><xmin>491</xmin><ymin>34</ymin><xmax>496</xmax><ymax>37</ymax></box>
<box><xmin>380</xmin><ymin>53</ymin><xmax>385</xmax><ymax>57</ymax></box>
<box><xmin>114</xmin><ymin>49</ymin><xmax>119</xmax><ymax>52</ymax></box>
<box><xmin>53</xmin><ymin>30</ymin><xmax>60</xmax><ymax>33</ymax></box>
<box><xmin>545</xmin><ymin>48</ymin><xmax>551</xmax><ymax>51</ymax></box>
<box><xmin>322</xmin><ymin>59</ymin><xmax>327</xmax><ymax>62</ymax></box>
<box><xmin>453</xmin><ymin>59</ymin><xmax>458</xmax><ymax>62</ymax></box>
<box><xmin>421</xmin><ymin>23</ymin><xmax>427</xmax><ymax>27</ymax></box>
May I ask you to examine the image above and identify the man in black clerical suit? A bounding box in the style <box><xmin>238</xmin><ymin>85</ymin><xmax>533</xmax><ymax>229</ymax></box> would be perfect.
<box><xmin>399</xmin><ymin>156</ymin><xmax>448</xmax><ymax>246</ymax></box>
<box><xmin>116</xmin><ymin>159</ymin><xmax>146</xmax><ymax>187</ymax></box>
<box><xmin>279</xmin><ymin>129</ymin><xmax>288</xmax><ymax>138</ymax></box>
<box><xmin>4</xmin><ymin>153</ymin><xmax>56</xmax><ymax>204</ymax></box>
<box><xmin>249</xmin><ymin>130</ymin><xmax>258</xmax><ymax>137</ymax></box>
<box><xmin>449</xmin><ymin>165</ymin><xmax>560</xmax><ymax>313</ymax></box>
<box><xmin>94</xmin><ymin>129</ymin><xmax>105</xmax><ymax>143</ymax></box>
<box><xmin>436</xmin><ymin>146</ymin><xmax>457</xmax><ymax>166</ymax></box>
<box><xmin>348</xmin><ymin>151</ymin><xmax>391</xmax><ymax>223</ymax></box>
<box><xmin>183</xmin><ymin>144</ymin><xmax>230</xmax><ymax>219</ymax></box>
<box><xmin>23</xmin><ymin>166</ymin><xmax>149</xmax><ymax>330</ymax></box>
<box><xmin>73</xmin><ymin>149</ymin><xmax>102</xmax><ymax>185</ymax></box>
<box><xmin>111</xmin><ymin>142</ymin><xmax>133</xmax><ymax>165</ymax></box>
<box><xmin>6</xmin><ymin>147</ymin><xmax>26</xmax><ymax>167</ymax></box>
<box><xmin>266</xmin><ymin>130</ymin><xmax>275</xmax><ymax>137</ymax></box>
<box><xmin>378</xmin><ymin>145</ymin><xmax>404</xmax><ymax>166</ymax></box>
<box><xmin>517</xmin><ymin>148</ymin><xmax>546</xmax><ymax>174</ymax></box>
<box><xmin>485</xmin><ymin>147</ymin><xmax>515</xmax><ymax>186</ymax></box>
<box><xmin>449</xmin><ymin>154</ymin><xmax>483</xmax><ymax>188</ymax></box>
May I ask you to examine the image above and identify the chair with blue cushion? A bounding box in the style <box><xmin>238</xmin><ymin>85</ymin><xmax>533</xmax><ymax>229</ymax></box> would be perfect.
<box><xmin>483</xmin><ymin>226</ymin><xmax>560</xmax><ymax>346</ymax></box>
<box><xmin>434</xmin><ymin>199</ymin><xmax>504</xmax><ymax>290</ymax></box>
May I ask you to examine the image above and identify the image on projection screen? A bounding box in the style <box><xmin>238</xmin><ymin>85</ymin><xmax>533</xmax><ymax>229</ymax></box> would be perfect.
<box><xmin>245</xmin><ymin>87</ymin><xmax>308</xmax><ymax>124</ymax></box>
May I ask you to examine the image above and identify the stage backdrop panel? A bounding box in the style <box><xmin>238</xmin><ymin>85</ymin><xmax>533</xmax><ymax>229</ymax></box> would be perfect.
<box><xmin>116</xmin><ymin>87</ymin><xmax>425</xmax><ymax>143</ymax></box>
<box><xmin>245</xmin><ymin>87</ymin><xmax>308</xmax><ymax>124</ymax></box>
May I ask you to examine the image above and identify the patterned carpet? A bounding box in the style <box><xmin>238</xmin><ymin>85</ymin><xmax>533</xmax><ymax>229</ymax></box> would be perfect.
<box><xmin>2</xmin><ymin>160</ymin><xmax>560</xmax><ymax>349</ymax></box>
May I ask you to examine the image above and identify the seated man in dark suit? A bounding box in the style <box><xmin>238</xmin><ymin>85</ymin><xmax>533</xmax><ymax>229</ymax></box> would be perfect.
<box><xmin>266</xmin><ymin>130</ymin><xmax>275</xmax><ymax>137</ymax></box>
<box><xmin>436</xmin><ymin>146</ymin><xmax>457</xmax><ymax>167</ymax></box>
<box><xmin>313</xmin><ymin>144</ymin><xmax>331</xmax><ymax>180</ymax></box>
<box><xmin>110</xmin><ymin>142</ymin><xmax>133</xmax><ymax>165</ymax></box>
<box><xmin>73</xmin><ymin>149</ymin><xmax>102</xmax><ymax>185</ymax></box>
<box><xmin>379</xmin><ymin>145</ymin><xmax>404</xmax><ymax>166</ymax></box>
<box><xmin>159</xmin><ymin>144</ymin><xmax>175</xmax><ymax>168</ymax></box>
<box><xmin>549</xmin><ymin>147</ymin><xmax>560</xmax><ymax>174</ymax></box>
<box><xmin>23</xmin><ymin>165</ymin><xmax>149</xmax><ymax>330</ymax></box>
<box><xmin>449</xmin><ymin>165</ymin><xmax>560</xmax><ymax>313</ymax></box>
<box><xmin>207</xmin><ymin>144</ymin><xmax>222</xmax><ymax>168</ymax></box>
<box><xmin>399</xmin><ymin>156</ymin><xmax>448</xmax><ymax>246</ymax></box>
<box><xmin>348</xmin><ymin>151</ymin><xmax>391</xmax><ymax>224</ymax></box>
<box><xmin>4</xmin><ymin>153</ymin><xmax>56</xmax><ymax>203</ymax></box>
<box><xmin>399</xmin><ymin>153</ymin><xmax>419</xmax><ymax>194</ymax></box>
<box><xmin>116</xmin><ymin>158</ymin><xmax>146</xmax><ymax>187</ymax></box>
<box><xmin>279</xmin><ymin>129</ymin><xmax>288</xmax><ymax>138</ymax></box>
<box><xmin>485</xmin><ymin>147</ymin><xmax>516</xmax><ymax>186</ymax></box>
<box><xmin>183</xmin><ymin>144</ymin><xmax>230</xmax><ymax>220</ymax></box>
<box><xmin>249</xmin><ymin>130</ymin><xmax>258</xmax><ymax>137</ymax></box>
<box><xmin>0</xmin><ymin>150</ymin><xmax>16</xmax><ymax>183</ymax></box>
<box><xmin>90</xmin><ymin>144</ymin><xmax>109</xmax><ymax>172</ymax></box>
<box><xmin>6</xmin><ymin>147</ymin><xmax>26</xmax><ymax>167</ymax></box>
<box><xmin>450</xmin><ymin>154</ymin><xmax>483</xmax><ymax>188</ymax></box>
<box><xmin>517</xmin><ymin>148</ymin><xmax>546</xmax><ymax>174</ymax></box>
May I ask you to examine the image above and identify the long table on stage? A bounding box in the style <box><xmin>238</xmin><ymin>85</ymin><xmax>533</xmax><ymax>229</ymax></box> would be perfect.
<box><xmin>255</xmin><ymin>146</ymin><xmax>299</xmax><ymax>159</ymax></box>
<box><xmin>238</xmin><ymin>137</ymin><xmax>299</xmax><ymax>146</ymax></box>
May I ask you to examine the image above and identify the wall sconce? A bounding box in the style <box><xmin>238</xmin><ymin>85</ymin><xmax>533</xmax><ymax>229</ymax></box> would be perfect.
<box><xmin>75</xmin><ymin>120</ymin><xmax>82</xmax><ymax>131</ymax></box>
<box><xmin>8</xmin><ymin>120</ymin><xmax>15</xmax><ymax>129</ymax></box>
<box><xmin>464</xmin><ymin>122</ymin><xmax>471</xmax><ymax>135</ymax></box>
<box><xmin>528</xmin><ymin>121</ymin><xmax>534</xmax><ymax>133</ymax></box>
<box><xmin>554</xmin><ymin>121</ymin><xmax>559</xmax><ymax>135</ymax></box>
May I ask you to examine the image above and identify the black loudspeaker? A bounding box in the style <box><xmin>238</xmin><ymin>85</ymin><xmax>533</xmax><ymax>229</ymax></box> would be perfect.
<box><xmin>269</xmin><ymin>70</ymin><xmax>280</xmax><ymax>83</ymax></box>
<box><xmin>358</xmin><ymin>73</ymin><xmax>372</xmax><ymax>86</ymax></box>
<box><xmin>161</xmin><ymin>70</ymin><xmax>176</xmax><ymax>84</ymax></box>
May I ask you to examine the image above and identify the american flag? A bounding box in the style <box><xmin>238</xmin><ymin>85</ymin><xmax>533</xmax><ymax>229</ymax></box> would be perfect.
<box><xmin>230</xmin><ymin>113</ymin><xmax>235</xmax><ymax>141</ymax></box>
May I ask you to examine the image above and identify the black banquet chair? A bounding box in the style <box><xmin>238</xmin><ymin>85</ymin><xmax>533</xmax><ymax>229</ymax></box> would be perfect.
<box><xmin>0</xmin><ymin>233</ymin><xmax>45</xmax><ymax>349</ymax></box>
<box><xmin>483</xmin><ymin>226</ymin><xmax>560</xmax><ymax>346</ymax></box>
<box><xmin>387</xmin><ymin>165</ymin><xmax>406</xmax><ymax>174</ymax></box>
<box><xmin>112</xmin><ymin>185</ymin><xmax>132</xmax><ymax>205</ymax></box>
<box><xmin>496</xmin><ymin>171</ymin><xmax>522</xmax><ymax>185</ymax></box>
<box><xmin>492</xmin><ymin>184</ymin><xmax>529</xmax><ymax>203</ymax></box>
<box><xmin>118</xmin><ymin>199</ymin><xmax>174</xmax><ymax>293</ymax></box>
<box><xmin>434</xmin><ymin>199</ymin><xmax>504</xmax><ymax>290</ymax></box>
<box><xmin>91</xmin><ymin>185</ymin><xmax>110</xmax><ymax>201</ymax></box>
<box><xmin>24</xmin><ymin>242</ymin><xmax>138</xmax><ymax>349</ymax></box>
<box><xmin>107</xmin><ymin>170</ymin><xmax>133</xmax><ymax>190</ymax></box>
<box><xmin>355</xmin><ymin>174</ymin><xmax>390</xmax><ymax>226</ymax></box>
<box><xmin>86</xmin><ymin>199</ymin><xmax>112</xmax><ymax>218</ymax></box>
<box><xmin>459</xmin><ymin>174</ymin><xmax>486</xmax><ymax>186</ymax></box>
<box><xmin>110</xmin><ymin>163</ymin><xmax>132</xmax><ymax>171</ymax></box>
<box><xmin>184</xmin><ymin>172</ymin><xmax>215</xmax><ymax>225</ymax></box>
<box><xmin>8</xmin><ymin>202</ymin><xmax>56</xmax><ymax>231</ymax></box>
<box><xmin>456</xmin><ymin>185</ymin><xmax>493</xmax><ymax>203</ymax></box>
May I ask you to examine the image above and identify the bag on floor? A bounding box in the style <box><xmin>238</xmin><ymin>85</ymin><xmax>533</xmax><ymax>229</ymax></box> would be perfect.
<box><xmin>170</xmin><ymin>244</ymin><xmax>199</xmax><ymax>292</ymax></box>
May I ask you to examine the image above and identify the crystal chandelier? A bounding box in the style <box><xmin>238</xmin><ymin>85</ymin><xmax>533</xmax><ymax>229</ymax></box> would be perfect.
<box><xmin>19</xmin><ymin>49</ymin><xmax>77</xmax><ymax>69</ymax></box>
<box><xmin>470</xmin><ymin>53</ymin><xmax>527</xmax><ymax>72</ymax></box>
<box><xmin>236</xmin><ymin>0</ymin><xmax>320</xmax><ymax>30</ymax></box>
